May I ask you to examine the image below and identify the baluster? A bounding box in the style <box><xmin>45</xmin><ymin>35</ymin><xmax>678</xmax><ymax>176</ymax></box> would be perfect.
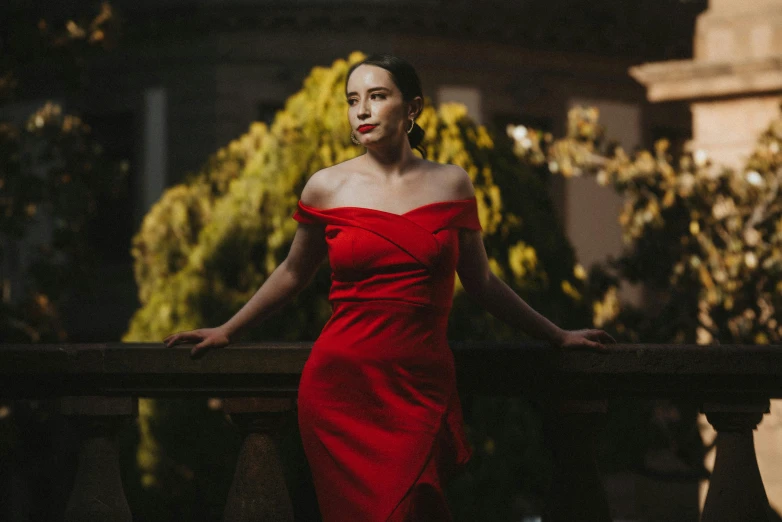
<box><xmin>701</xmin><ymin>400</ymin><xmax>771</xmax><ymax>522</ymax></box>
<box><xmin>543</xmin><ymin>399</ymin><xmax>611</xmax><ymax>522</ymax></box>
<box><xmin>222</xmin><ymin>397</ymin><xmax>295</xmax><ymax>522</ymax></box>
<box><xmin>60</xmin><ymin>396</ymin><xmax>136</xmax><ymax>522</ymax></box>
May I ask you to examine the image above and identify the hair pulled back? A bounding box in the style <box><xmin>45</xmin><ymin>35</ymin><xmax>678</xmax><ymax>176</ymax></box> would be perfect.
<box><xmin>347</xmin><ymin>53</ymin><xmax>426</xmax><ymax>156</ymax></box>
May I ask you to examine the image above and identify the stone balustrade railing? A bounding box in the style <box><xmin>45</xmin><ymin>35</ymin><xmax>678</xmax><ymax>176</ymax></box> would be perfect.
<box><xmin>1</xmin><ymin>342</ymin><xmax>780</xmax><ymax>522</ymax></box>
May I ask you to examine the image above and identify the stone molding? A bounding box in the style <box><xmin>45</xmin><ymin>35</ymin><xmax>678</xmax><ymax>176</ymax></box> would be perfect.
<box><xmin>630</xmin><ymin>57</ymin><xmax>782</xmax><ymax>102</ymax></box>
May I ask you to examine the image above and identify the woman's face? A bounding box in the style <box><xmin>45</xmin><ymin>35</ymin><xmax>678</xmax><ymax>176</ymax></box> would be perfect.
<box><xmin>346</xmin><ymin>64</ymin><xmax>418</xmax><ymax>148</ymax></box>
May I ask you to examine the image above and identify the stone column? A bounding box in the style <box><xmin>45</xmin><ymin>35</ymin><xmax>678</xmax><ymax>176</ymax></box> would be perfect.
<box><xmin>701</xmin><ymin>401</ymin><xmax>771</xmax><ymax>522</ymax></box>
<box><xmin>221</xmin><ymin>397</ymin><xmax>295</xmax><ymax>522</ymax></box>
<box><xmin>60</xmin><ymin>396</ymin><xmax>136</xmax><ymax>522</ymax></box>
<box><xmin>630</xmin><ymin>0</ymin><xmax>782</xmax><ymax>169</ymax></box>
<box><xmin>542</xmin><ymin>399</ymin><xmax>611</xmax><ymax>522</ymax></box>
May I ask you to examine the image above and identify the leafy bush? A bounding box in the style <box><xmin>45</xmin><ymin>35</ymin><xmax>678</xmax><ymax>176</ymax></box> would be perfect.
<box><xmin>523</xmin><ymin>104</ymin><xmax>782</xmax><ymax>346</ymax></box>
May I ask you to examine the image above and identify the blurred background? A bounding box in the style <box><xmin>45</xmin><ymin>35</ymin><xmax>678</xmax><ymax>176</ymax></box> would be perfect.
<box><xmin>2</xmin><ymin>0</ymin><xmax>782</xmax><ymax>520</ymax></box>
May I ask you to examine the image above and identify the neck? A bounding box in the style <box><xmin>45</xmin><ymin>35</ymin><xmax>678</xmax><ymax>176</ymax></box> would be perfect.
<box><xmin>363</xmin><ymin>139</ymin><xmax>418</xmax><ymax>178</ymax></box>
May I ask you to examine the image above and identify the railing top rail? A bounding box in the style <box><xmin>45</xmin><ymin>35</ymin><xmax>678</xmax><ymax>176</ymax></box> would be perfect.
<box><xmin>2</xmin><ymin>342</ymin><xmax>781</xmax><ymax>400</ymax></box>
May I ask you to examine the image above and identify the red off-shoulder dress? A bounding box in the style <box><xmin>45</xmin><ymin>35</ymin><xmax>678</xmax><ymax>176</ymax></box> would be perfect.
<box><xmin>292</xmin><ymin>197</ymin><xmax>481</xmax><ymax>521</ymax></box>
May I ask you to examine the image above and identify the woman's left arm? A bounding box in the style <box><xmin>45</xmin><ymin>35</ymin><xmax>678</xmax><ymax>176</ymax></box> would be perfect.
<box><xmin>446</xmin><ymin>164</ymin><xmax>613</xmax><ymax>350</ymax></box>
<box><xmin>456</xmin><ymin>227</ymin><xmax>615</xmax><ymax>351</ymax></box>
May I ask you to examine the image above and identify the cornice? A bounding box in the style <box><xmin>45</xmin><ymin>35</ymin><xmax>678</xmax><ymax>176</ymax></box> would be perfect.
<box><xmin>630</xmin><ymin>57</ymin><xmax>782</xmax><ymax>102</ymax></box>
<box><xmin>114</xmin><ymin>1</ymin><xmax>704</xmax><ymax>61</ymax></box>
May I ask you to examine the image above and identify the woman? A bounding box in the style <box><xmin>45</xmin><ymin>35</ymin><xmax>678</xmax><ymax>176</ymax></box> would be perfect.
<box><xmin>164</xmin><ymin>54</ymin><xmax>614</xmax><ymax>521</ymax></box>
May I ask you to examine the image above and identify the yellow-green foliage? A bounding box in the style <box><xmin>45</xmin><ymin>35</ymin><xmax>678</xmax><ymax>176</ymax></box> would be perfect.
<box><xmin>123</xmin><ymin>54</ymin><xmax>363</xmax><ymax>343</ymax></box>
<box><xmin>526</xmin><ymin>105</ymin><xmax>782</xmax><ymax>345</ymax></box>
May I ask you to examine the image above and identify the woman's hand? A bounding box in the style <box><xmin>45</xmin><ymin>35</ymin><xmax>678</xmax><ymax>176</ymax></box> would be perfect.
<box><xmin>163</xmin><ymin>327</ymin><xmax>231</xmax><ymax>359</ymax></box>
<box><xmin>555</xmin><ymin>329</ymin><xmax>616</xmax><ymax>352</ymax></box>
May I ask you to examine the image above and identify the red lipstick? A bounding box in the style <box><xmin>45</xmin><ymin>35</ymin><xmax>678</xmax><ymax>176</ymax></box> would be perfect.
<box><xmin>357</xmin><ymin>124</ymin><xmax>377</xmax><ymax>133</ymax></box>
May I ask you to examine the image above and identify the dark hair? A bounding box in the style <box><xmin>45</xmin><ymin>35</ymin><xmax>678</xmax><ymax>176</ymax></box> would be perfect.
<box><xmin>347</xmin><ymin>53</ymin><xmax>427</xmax><ymax>156</ymax></box>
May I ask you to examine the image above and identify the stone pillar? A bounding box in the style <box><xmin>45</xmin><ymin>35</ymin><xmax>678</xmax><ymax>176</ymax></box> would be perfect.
<box><xmin>630</xmin><ymin>0</ymin><xmax>782</xmax><ymax>169</ymax></box>
<box><xmin>694</xmin><ymin>0</ymin><xmax>782</xmax><ymax>62</ymax></box>
<box><xmin>60</xmin><ymin>396</ymin><xmax>136</xmax><ymax>522</ymax></box>
<box><xmin>542</xmin><ymin>399</ymin><xmax>611</xmax><ymax>522</ymax></box>
<box><xmin>701</xmin><ymin>401</ymin><xmax>771</xmax><ymax>522</ymax></box>
<box><xmin>221</xmin><ymin>397</ymin><xmax>295</xmax><ymax>522</ymax></box>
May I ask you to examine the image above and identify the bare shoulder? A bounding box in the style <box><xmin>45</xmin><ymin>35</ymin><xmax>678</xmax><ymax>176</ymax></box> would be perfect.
<box><xmin>300</xmin><ymin>162</ymin><xmax>354</xmax><ymax>207</ymax></box>
<box><xmin>428</xmin><ymin>162</ymin><xmax>475</xmax><ymax>200</ymax></box>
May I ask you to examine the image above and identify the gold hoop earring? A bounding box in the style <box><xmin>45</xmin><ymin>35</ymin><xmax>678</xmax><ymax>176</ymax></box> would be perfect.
<box><xmin>407</xmin><ymin>119</ymin><xmax>415</xmax><ymax>134</ymax></box>
<box><xmin>351</xmin><ymin>131</ymin><xmax>361</xmax><ymax>145</ymax></box>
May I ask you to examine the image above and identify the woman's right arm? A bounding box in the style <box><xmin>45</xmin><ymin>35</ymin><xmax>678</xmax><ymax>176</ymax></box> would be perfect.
<box><xmin>164</xmin><ymin>175</ymin><xmax>330</xmax><ymax>358</ymax></box>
